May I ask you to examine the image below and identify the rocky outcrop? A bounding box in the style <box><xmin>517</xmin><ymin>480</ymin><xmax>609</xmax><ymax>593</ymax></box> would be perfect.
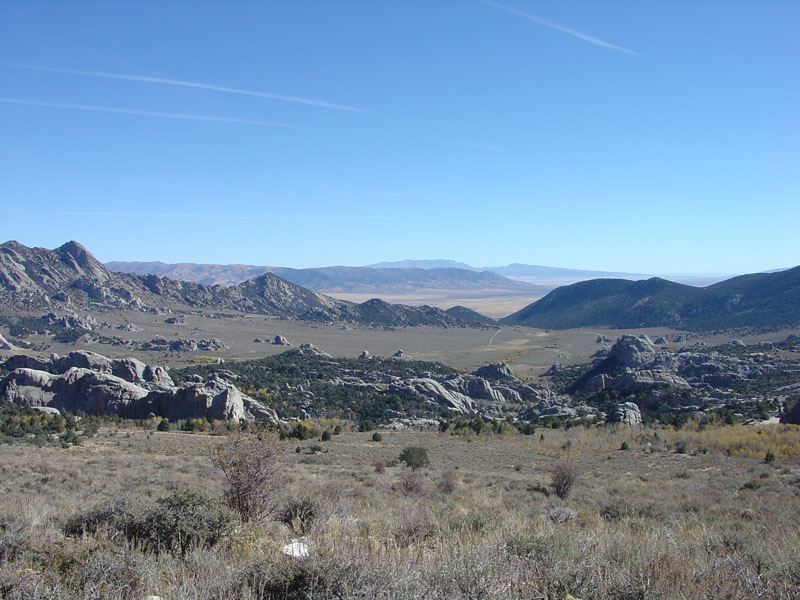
<box><xmin>608</xmin><ymin>336</ymin><xmax>656</xmax><ymax>369</ymax></box>
<box><xmin>0</xmin><ymin>351</ymin><xmax>277</xmax><ymax>424</ymax></box>
<box><xmin>474</xmin><ymin>362</ymin><xmax>516</xmax><ymax>380</ymax></box>
<box><xmin>273</xmin><ymin>335</ymin><xmax>291</xmax><ymax>346</ymax></box>
<box><xmin>289</xmin><ymin>343</ymin><xmax>332</xmax><ymax>358</ymax></box>
<box><xmin>609</xmin><ymin>402</ymin><xmax>642</xmax><ymax>425</ymax></box>
<box><xmin>388</xmin><ymin>378</ymin><xmax>475</xmax><ymax>414</ymax></box>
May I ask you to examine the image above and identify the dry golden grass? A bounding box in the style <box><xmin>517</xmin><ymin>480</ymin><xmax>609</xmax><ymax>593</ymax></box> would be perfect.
<box><xmin>1</xmin><ymin>423</ymin><xmax>799</xmax><ymax>599</ymax></box>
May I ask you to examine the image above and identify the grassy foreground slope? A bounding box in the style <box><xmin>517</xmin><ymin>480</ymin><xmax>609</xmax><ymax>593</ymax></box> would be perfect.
<box><xmin>0</xmin><ymin>422</ymin><xmax>798</xmax><ymax>599</ymax></box>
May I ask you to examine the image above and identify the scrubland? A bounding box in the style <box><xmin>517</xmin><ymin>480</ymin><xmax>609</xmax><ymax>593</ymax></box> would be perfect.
<box><xmin>1</xmin><ymin>422</ymin><xmax>799</xmax><ymax>599</ymax></box>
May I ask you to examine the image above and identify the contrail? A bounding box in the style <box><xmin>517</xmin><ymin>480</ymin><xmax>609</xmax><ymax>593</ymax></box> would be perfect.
<box><xmin>481</xmin><ymin>0</ymin><xmax>640</xmax><ymax>56</ymax></box>
<box><xmin>0</xmin><ymin>97</ymin><xmax>298</xmax><ymax>127</ymax></box>
<box><xmin>2</xmin><ymin>63</ymin><xmax>371</xmax><ymax>113</ymax></box>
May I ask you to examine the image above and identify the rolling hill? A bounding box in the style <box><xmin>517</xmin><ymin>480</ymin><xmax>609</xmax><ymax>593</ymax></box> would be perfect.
<box><xmin>501</xmin><ymin>267</ymin><xmax>800</xmax><ymax>331</ymax></box>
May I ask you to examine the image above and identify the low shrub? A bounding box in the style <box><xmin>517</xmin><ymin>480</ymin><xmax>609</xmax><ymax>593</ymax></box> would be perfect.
<box><xmin>63</xmin><ymin>490</ymin><xmax>233</xmax><ymax>556</ymax></box>
<box><xmin>437</xmin><ymin>469</ymin><xmax>458</xmax><ymax>494</ymax></box>
<box><xmin>400</xmin><ymin>470</ymin><xmax>426</xmax><ymax>495</ymax></box>
<box><xmin>549</xmin><ymin>461</ymin><xmax>579</xmax><ymax>500</ymax></box>
<box><xmin>276</xmin><ymin>497</ymin><xmax>318</xmax><ymax>534</ymax></box>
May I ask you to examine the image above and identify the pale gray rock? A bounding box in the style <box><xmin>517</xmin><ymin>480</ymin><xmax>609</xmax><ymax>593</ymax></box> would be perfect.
<box><xmin>273</xmin><ymin>335</ymin><xmax>291</xmax><ymax>346</ymax></box>
<box><xmin>359</xmin><ymin>350</ymin><xmax>371</xmax><ymax>359</ymax></box>
<box><xmin>654</xmin><ymin>336</ymin><xmax>668</xmax><ymax>345</ymax></box>
<box><xmin>0</xmin><ymin>332</ymin><xmax>15</xmax><ymax>351</ymax></box>
<box><xmin>388</xmin><ymin>378</ymin><xmax>475</xmax><ymax>414</ymax></box>
<box><xmin>392</xmin><ymin>349</ymin><xmax>405</xmax><ymax>358</ymax></box>
<box><xmin>0</xmin><ymin>351</ymin><xmax>274</xmax><ymax>423</ymax></box>
<box><xmin>494</xmin><ymin>385</ymin><xmax>522</xmax><ymax>403</ymax></box>
<box><xmin>54</xmin><ymin>350</ymin><xmax>112</xmax><ymax>374</ymax></box>
<box><xmin>608</xmin><ymin>335</ymin><xmax>656</xmax><ymax>369</ymax></box>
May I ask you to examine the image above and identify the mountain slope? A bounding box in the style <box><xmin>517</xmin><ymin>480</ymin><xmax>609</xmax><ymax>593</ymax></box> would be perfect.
<box><xmin>0</xmin><ymin>241</ymin><xmax>495</xmax><ymax>327</ymax></box>
<box><xmin>501</xmin><ymin>267</ymin><xmax>800</xmax><ymax>330</ymax></box>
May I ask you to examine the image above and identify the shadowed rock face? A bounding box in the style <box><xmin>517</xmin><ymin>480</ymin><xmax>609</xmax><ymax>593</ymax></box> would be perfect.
<box><xmin>0</xmin><ymin>351</ymin><xmax>277</xmax><ymax>424</ymax></box>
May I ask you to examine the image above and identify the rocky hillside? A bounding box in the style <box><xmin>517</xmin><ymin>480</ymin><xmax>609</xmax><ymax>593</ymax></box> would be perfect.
<box><xmin>501</xmin><ymin>267</ymin><xmax>800</xmax><ymax>331</ymax></box>
<box><xmin>0</xmin><ymin>241</ymin><xmax>493</xmax><ymax>328</ymax></box>
<box><xmin>546</xmin><ymin>334</ymin><xmax>800</xmax><ymax>425</ymax></box>
<box><xmin>0</xmin><ymin>350</ymin><xmax>278</xmax><ymax>423</ymax></box>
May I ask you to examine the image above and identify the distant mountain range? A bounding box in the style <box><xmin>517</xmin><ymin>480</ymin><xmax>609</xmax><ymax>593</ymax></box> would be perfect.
<box><xmin>107</xmin><ymin>261</ymin><xmax>548</xmax><ymax>295</ymax></box>
<box><xmin>0</xmin><ymin>241</ymin><xmax>494</xmax><ymax>328</ymax></box>
<box><xmin>367</xmin><ymin>259</ymin><xmax>642</xmax><ymax>279</ymax></box>
<box><xmin>501</xmin><ymin>267</ymin><xmax>800</xmax><ymax>331</ymax></box>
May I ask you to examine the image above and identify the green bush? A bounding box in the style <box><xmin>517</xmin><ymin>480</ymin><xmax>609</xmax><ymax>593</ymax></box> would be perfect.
<box><xmin>620</xmin><ymin>441</ymin><xmax>629</xmax><ymax>450</ymax></box>
<box><xmin>764</xmin><ymin>450</ymin><xmax>776</xmax><ymax>464</ymax></box>
<box><xmin>157</xmin><ymin>418</ymin><xmax>170</xmax><ymax>432</ymax></box>
<box><xmin>399</xmin><ymin>446</ymin><xmax>429</xmax><ymax>471</ymax></box>
<box><xmin>321</xmin><ymin>430</ymin><xmax>332</xmax><ymax>441</ymax></box>
<box><xmin>371</xmin><ymin>432</ymin><xmax>382</xmax><ymax>442</ymax></box>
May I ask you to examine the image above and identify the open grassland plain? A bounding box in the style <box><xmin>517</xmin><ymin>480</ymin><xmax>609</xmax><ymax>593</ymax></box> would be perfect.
<box><xmin>1</xmin><ymin>423</ymin><xmax>799</xmax><ymax>599</ymax></box>
<box><xmin>6</xmin><ymin>306</ymin><xmax>797</xmax><ymax>376</ymax></box>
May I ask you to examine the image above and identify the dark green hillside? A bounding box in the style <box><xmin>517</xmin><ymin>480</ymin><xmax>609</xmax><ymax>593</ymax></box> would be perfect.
<box><xmin>501</xmin><ymin>266</ymin><xmax>800</xmax><ymax>331</ymax></box>
<box><xmin>501</xmin><ymin>277</ymin><xmax>700</xmax><ymax>329</ymax></box>
<box><xmin>680</xmin><ymin>266</ymin><xmax>800</xmax><ymax>330</ymax></box>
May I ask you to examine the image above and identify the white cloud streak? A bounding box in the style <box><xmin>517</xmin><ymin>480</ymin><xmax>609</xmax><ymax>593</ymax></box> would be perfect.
<box><xmin>481</xmin><ymin>0</ymin><xmax>641</xmax><ymax>56</ymax></box>
<box><xmin>0</xmin><ymin>97</ymin><xmax>298</xmax><ymax>127</ymax></box>
<box><xmin>3</xmin><ymin>63</ymin><xmax>371</xmax><ymax>113</ymax></box>
<box><xmin>41</xmin><ymin>210</ymin><xmax>389</xmax><ymax>222</ymax></box>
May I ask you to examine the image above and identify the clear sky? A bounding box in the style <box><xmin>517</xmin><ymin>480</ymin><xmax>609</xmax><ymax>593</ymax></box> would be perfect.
<box><xmin>1</xmin><ymin>1</ymin><xmax>797</xmax><ymax>274</ymax></box>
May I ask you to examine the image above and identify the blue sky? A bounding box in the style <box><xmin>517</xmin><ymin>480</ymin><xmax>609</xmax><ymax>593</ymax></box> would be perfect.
<box><xmin>1</xmin><ymin>1</ymin><xmax>797</xmax><ymax>274</ymax></box>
